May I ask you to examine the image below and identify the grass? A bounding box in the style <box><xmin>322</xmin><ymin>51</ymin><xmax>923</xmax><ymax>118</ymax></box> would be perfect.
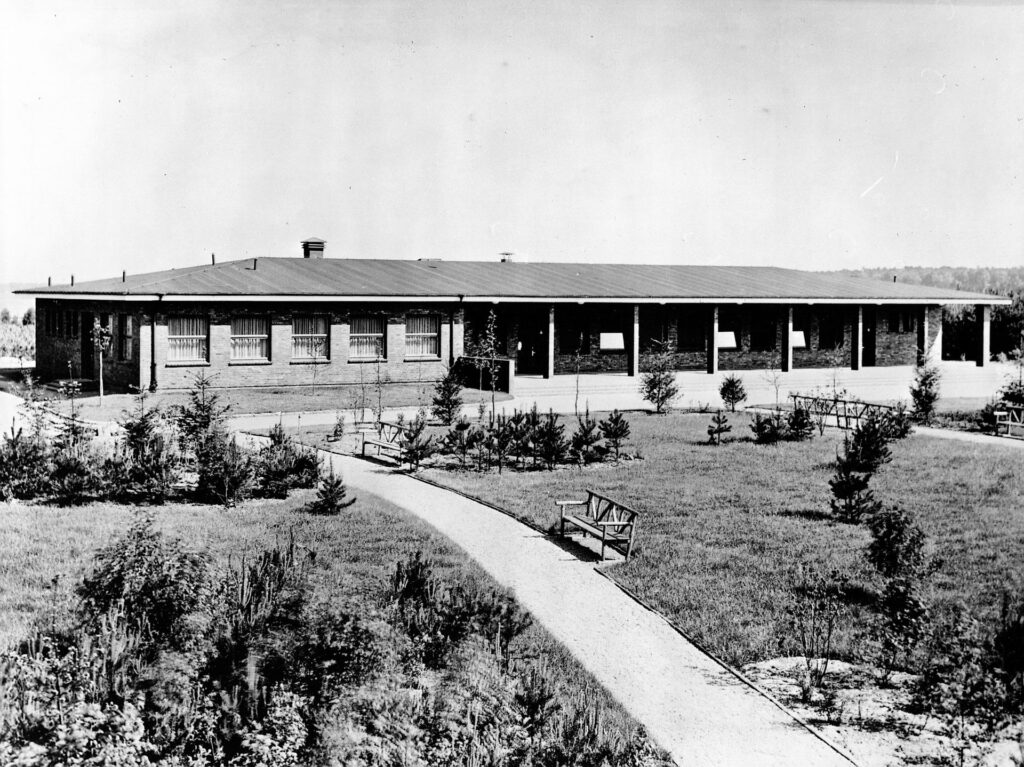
<box><xmin>0</xmin><ymin>369</ymin><xmax>509</xmax><ymax>422</ymax></box>
<box><xmin>410</xmin><ymin>412</ymin><xmax>1024</xmax><ymax>667</ymax></box>
<box><xmin>0</xmin><ymin>488</ymin><xmax>640</xmax><ymax>745</ymax></box>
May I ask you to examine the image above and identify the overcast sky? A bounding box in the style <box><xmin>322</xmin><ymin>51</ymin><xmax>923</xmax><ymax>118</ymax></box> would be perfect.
<box><xmin>1</xmin><ymin>0</ymin><xmax>1022</xmax><ymax>285</ymax></box>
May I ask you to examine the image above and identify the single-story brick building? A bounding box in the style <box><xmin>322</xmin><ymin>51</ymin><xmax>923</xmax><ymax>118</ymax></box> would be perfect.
<box><xmin>19</xmin><ymin>239</ymin><xmax>1008</xmax><ymax>392</ymax></box>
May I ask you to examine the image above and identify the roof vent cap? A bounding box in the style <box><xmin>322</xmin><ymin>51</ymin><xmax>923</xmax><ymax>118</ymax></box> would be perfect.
<box><xmin>302</xmin><ymin>238</ymin><xmax>326</xmax><ymax>259</ymax></box>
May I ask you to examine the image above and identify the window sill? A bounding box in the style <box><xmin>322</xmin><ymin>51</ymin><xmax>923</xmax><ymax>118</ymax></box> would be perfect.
<box><xmin>349</xmin><ymin>358</ymin><xmax>387</xmax><ymax>364</ymax></box>
<box><xmin>404</xmin><ymin>356</ymin><xmax>442</xmax><ymax>362</ymax></box>
<box><xmin>290</xmin><ymin>359</ymin><xmax>331</xmax><ymax>365</ymax></box>
<box><xmin>166</xmin><ymin>361</ymin><xmax>210</xmax><ymax>367</ymax></box>
<box><xmin>229</xmin><ymin>360</ymin><xmax>272</xmax><ymax>366</ymax></box>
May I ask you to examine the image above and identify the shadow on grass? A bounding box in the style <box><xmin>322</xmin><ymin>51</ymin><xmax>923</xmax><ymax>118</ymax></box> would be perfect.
<box><xmin>774</xmin><ymin>508</ymin><xmax>835</xmax><ymax>523</ymax></box>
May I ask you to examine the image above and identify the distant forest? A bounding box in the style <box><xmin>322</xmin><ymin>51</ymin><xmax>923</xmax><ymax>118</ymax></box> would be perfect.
<box><xmin>830</xmin><ymin>267</ymin><xmax>1024</xmax><ymax>360</ymax></box>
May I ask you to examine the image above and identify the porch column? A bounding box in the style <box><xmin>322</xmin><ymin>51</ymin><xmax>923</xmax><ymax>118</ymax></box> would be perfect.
<box><xmin>852</xmin><ymin>305</ymin><xmax>863</xmax><ymax>371</ymax></box>
<box><xmin>546</xmin><ymin>304</ymin><xmax>555</xmax><ymax>379</ymax></box>
<box><xmin>707</xmin><ymin>305</ymin><xmax>719</xmax><ymax>374</ymax></box>
<box><xmin>917</xmin><ymin>307</ymin><xmax>928</xmax><ymax>364</ymax></box>
<box><xmin>781</xmin><ymin>305</ymin><xmax>793</xmax><ymax>373</ymax></box>
<box><xmin>976</xmin><ymin>304</ymin><xmax>991</xmax><ymax>367</ymax></box>
<box><xmin>148</xmin><ymin>312</ymin><xmax>158</xmax><ymax>391</ymax></box>
<box><xmin>448</xmin><ymin>309</ymin><xmax>455</xmax><ymax>366</ymax></box>
<box><xmin>629</xmin><ymin>304</ymin><xmax>640</xmax><ymax>377</ymax></box>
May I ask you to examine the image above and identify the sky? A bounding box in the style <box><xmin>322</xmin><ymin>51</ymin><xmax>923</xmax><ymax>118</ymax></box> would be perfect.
<box><xmin>1</xmin><ymin>0</ymin><xmax>1023</xmax><ymax>286</ymax></box>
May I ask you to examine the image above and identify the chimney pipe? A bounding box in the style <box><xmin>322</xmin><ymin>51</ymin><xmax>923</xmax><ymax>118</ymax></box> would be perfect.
<box><xmin>211</xmin><ymin>252</ymin><xmax>216</xmax><ymax>265</ymax></box>
<box><xmin>302</xmin><ymin>238</ymin><xmax>326</xmax><ymax>259</ymax></box>
<box><xmin>48</xmin><ymin>276</ymin><xmax>52</xmax><ymax>286</ymax></box>
<box><xmin>71</xmin><ymin>274</ymin><xmax>74</xmax><ymax>286</ymax></box>
<box><xmin>122</xmin><ymin>270</ymin><xmax>126</xmax><ymax>283</ymax></box>
<box><xmin>252</xmin><ymin>258</ymin><xmax>257</xmax><ymax>270</ymax></box>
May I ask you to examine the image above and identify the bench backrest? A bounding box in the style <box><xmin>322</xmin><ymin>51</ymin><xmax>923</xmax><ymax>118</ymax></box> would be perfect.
<box><xmin>586</xmin><ymin>490</ymin><xmax>638</xmax><ymax>526</ymax></box>
<box><xmin>377</xmin><ymin>421</ymin><xmax>405</xmax><ymax>444</ymax></box>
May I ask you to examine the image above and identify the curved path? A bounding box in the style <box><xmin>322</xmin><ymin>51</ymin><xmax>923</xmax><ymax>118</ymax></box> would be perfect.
<box><xmin>326</xmin><ymin>452</ymin><xmax>856</xmax><ymax>767</ymax></box>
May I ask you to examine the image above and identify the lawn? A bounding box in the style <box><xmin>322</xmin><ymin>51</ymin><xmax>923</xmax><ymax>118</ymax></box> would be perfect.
<box><xmin>0</xmin><ymin>368</ymin><xmax>509</xmax><ymax>422</ymax></box>
<box><xmin>0</xmin><ymin>489</ymin><xmax>640</xmax><ymax>747</ymax></box>
<box><xmin>414</xmin><ymin>412</ymin><xmax>1024</xmax><ymax>667</ymax></box>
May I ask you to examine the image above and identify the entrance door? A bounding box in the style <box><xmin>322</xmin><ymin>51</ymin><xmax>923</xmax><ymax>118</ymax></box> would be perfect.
<box><xmin>516</xmin><ymin>313</ymin><xmax>548</xmax><ymax>375</ymax></box>
<box><xmin>80</xmin><ymin>311</ymin><xmax>95</xmax><ymax>379</ymax></box>
<box><xmin>862</xmin><ymin>309</ymin><xmax>877</xmax><ymax>367</ymax></box>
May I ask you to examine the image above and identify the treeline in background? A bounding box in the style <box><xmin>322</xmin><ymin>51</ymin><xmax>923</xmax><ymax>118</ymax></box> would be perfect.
<box><xmin>0</xmin><ymin>307</ymin><xmax>34</xmax><ymax>360</ymax></box>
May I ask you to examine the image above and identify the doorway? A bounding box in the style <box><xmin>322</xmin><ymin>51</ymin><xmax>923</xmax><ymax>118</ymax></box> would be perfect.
<box><xmin>516</xmin><ymin>312</ymin><xmax>548</xmax><ymax>375</ymax></box>
<box><xmin>862</xmin><ymin>309</ymin><xmax>877</xmax><ymax>367</ymax></box>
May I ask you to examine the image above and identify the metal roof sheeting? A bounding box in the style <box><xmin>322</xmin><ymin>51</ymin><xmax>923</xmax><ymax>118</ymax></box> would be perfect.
<box><xmin>19</xmin><ymin>257</ymin><xmax>1006</xmax><ymax>304</ymax></box>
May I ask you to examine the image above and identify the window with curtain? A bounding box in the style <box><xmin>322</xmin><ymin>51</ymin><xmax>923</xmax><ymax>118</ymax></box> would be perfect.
<box><xmin>405</xmin><ymin>314</ymin><xmax>441</xmax><ymax>358</ymax></box>
<box><xmin>168</xmin><ymin>316</ymin><xmax>209</xmax><ymax>362</ymax></box>
<box><xmin>292</xmin><ymin>315</ymin><xmax>329</xmax><ymax>359</ymax></box>
<box><xmin>350</xmin><ymin>315</ymin><xmax>385</xmax><ymax>359</ymax></box>
<box><xmin>230</xmin><ymin>316</ymin><xmax>270</xmax><ymax>361</ymax></box>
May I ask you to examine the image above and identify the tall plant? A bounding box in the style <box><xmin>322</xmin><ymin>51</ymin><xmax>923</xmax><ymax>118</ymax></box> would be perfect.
<box><xmin>639</xmin><ymin>339</ymin><xmax>679</xmax><ymax>414</ymax></box>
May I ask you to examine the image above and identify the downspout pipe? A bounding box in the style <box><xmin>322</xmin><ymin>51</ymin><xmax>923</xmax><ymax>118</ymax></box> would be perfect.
<box><xmin>148</xmin><ymin>294</ymin><xmax>162</xmax><ymax>391</ymax></box>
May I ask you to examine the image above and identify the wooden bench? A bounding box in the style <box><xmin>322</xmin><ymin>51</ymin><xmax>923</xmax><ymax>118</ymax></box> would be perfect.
<box><xmin>556</xmin><ymin>490</ymin><xmax>639</xmax><ymax>561</ymax></box>
<box><xmin>360</xmin><ymin>420</ymin><xmax>407</xmax><ymax>460</ymax></box>
<box><xmin>995</xmin><ymin>405</ymin><xmax>1024</xmax><ymax>439</ymax></box>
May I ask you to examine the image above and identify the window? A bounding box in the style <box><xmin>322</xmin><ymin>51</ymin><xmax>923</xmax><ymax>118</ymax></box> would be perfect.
<box><xmin>230</xmin><ymin>316</ymin><xmax>270</xmax><ymax>361</ymax></box>
<box><xmin>292</xmin><ymin>315</ymin><xmax>329</xmax><ymax>359</ymax></box>
<box><xmin>750</xmin><ymin>308</ymin><xmax>778</xmax><ymax>352</ymax></box>
<box><xmin>716</xmin><ymin>306</ymin><xmax>739</xmax><ymax>349</ymax></box>
<box><xmin>677</xmin><ymin>307</ymin><xmax>706</xmax><ymax>352</ymax></box>
<box><xmin>818</xmin><ymin>310</ymin><xmax>845</xmax><ymax>350</ymax></box>
<box><xmin>405</xmin><ymin>314</ymin><xmax>441</xmax><ymax>358</ymax></box>
<box><xmin>117</xmin><ymin>313</ymin><xmax>133</xmax><ymax>361</ymax></box>
<box><xmin>350</xmin><ymin>315</ymin><xmax>385</xmax><ymax>359</ymax></box>
<box><xmin>168</xmin><ymin>316</ymin><xmax>209</xmax><ymax>362</ymax></box>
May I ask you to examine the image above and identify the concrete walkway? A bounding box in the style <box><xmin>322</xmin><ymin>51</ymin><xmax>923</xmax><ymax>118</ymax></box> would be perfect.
<box><xmin>326</xmin><ymin>452</ymin><xmax>856</xmax><ymax>767</ymax></box>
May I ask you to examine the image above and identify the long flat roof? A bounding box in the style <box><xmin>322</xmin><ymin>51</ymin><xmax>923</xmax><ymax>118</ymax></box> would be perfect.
<box><xmin>17</xmin><ymin>257</ymin><xmax>1009</xmax><ymax>305</ymax></box>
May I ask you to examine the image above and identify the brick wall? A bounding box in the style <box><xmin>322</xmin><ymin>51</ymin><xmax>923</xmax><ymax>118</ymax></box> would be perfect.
<box><xmin>145</xmin><ymin>301</ymin><xmax>463</xmax><ymax>391</ymax></box>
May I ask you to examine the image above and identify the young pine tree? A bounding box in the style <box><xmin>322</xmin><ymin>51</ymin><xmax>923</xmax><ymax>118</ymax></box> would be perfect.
<box><xmin>431</xmin><ymin>365</ymin><xmax>464</xmax><ymax>426</ymax></box>
<box><xmin>639</xmin><ymin>340</ymin><xmax>679</xmax><ymax>414</ymax></box>
<box><xmin>598</xmin><ymin>410</ymin><xmax>631</xmax><ymax>461</ymax></box>
<box><xmin>305</xmin><ymin>466</ymin><xmax>357</xmax><ymax>515</ymax></box>
<box><xmin>718</xmin><ymin>374</ymin><xmax>747</xmax><ymax>412</ymax></box>
<box><xmin>707</xmin><ymin>410</ymin><xmax>731</xmax><ymax>445</ymax></box>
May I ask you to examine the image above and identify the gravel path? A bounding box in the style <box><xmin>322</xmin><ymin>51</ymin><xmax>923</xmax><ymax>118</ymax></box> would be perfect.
<box><xmin>327</xmin><ymin>452</ymin><xmax>857</xmax><ymax>767</ymax></box>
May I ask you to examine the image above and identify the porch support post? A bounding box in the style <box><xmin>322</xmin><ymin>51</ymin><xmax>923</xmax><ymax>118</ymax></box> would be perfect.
<box><xmin>629</xmin><ymin>304</ymin><xmax>640</xmax><ymax>377</ymax></box>
<box><xmin>707</xmin><ymin>305</ymin><xmax>719</xmax><ymax>375</ymax></box>
<box><xmin>546</xmin><ymin>304</ymin><xmax>555</xmax><ymax>379</ymax></box>
<box><xmin>852</xmin><ymin>305</ymin><xmax>863</xmax><ymax>371</ymax></box>
<box><xmin>448</xmin><ymin>309</ymin><xmax>455</xmax><ymax>367</ymax></box>
<box><xmin>917</xmin><ymin>307</ymin><xmax>928</xmax><ymax>364</ymax></box>
<box><xmin>148</xmin><ymin>312</ymin><xmax>158</xmax><ymax>392</ymax></box>
<box><xmin>781</xmin><ymin>305</ymin><xmax>793</xmax><ymax>373</ymax></box>
<box><xmin>976</xmin><ymin>304</ymin><xmax>991</xmax><ymax>367</ymax></box>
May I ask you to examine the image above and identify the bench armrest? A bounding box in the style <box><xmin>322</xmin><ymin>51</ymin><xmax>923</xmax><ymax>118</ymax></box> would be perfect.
<box><xmin>592</xmin><ymin>519</ymin><xmax>634</xmax><ymax>527</ymax></box>
<box><xmin>555</xmin><ymin>500</ymin><xmax>587</xmax><ymax>507</ymax></box>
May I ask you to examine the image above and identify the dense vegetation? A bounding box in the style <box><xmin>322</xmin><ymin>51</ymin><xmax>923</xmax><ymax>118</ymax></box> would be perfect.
<box><xmin>0</xmin><ymin>308</ymin><xmax>33</xmax><ymax>359</ymax></box>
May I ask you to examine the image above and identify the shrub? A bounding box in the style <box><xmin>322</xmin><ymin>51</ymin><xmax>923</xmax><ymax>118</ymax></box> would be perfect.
<box><xmin>104</xmin><ymin>398</ymin><xmax>179</xmax><ymax>504</ymax></box>
<box><xmin>50</xmin><ymin>445</ymin><xmax>103</xmax><ymax>506</ymax></box>
<box><xmin>846</xmin><ymin>414</ymin><xmax>892</xmax><ymax>473</ymax></box>
<box><xmin>707</xmin><ymin>410</ymin><xmax>731</xmax><ymax>445</ymax></box>
<box><xmin>431</xmin><ymin>365</ymin><xmax>464</xmax><ymax>426</ymax></box>
<box><xmin>978</xmin><ymin>400</ymin><xmax>1003</xmax><ymax>435</ymax></box>
<box><xmin>196</xmin><ymin>430</ymin><xmax>253</xmax><ymax>506</ymax></box>
<box><xmin>304</xmin><ymin>466</ymin><xmax>357</xmax><ymax>515</ymax></box>
<box><xmin>868</xmin><ymin>578</ymin><xmax>930</xmax><ymax>678</ymax></box>
<box><xmin>785</xmin><ymin>565</ymin><xmax>849</xmax><ymax>701</ymax></box>
<box><xmin>535</xmin><ymin>411</ymin><xmax>569</xmax><ymax>469</ymax></box>
<box><xmin>78</xmin><ymin>515</ymin><xmax>211</xmax><ymax>650</ymax></box>
<box><xmin>879</xmin><ymin>402</ymin><xmax>913</xmax><ymax>440</ymax></box>
<box><xmin>785</xmin><ymin>406</ymin><xmax>814</xmax><ymax>442</ymax></box>
<box><xmin>295</xmin><ymin>608</ymin><xmax>394</xmax><ymax>704</ymax></box>
<box><xmin>865</xmin><ymin>505</ymin><xmax>929</xmax><ymax>581</ymax></box>
<box><xmin>750</xmin><ymin>410</ymin><xmax>787</xmax><ymax>444</ymax></box>
<box><xmin>400</xmin><ymin>413</ymin><xmax>434</xmax><ymax>471</ymax></box>
<box><xmin>913</xmin><ymin>607</ymin><xmax>1010</xmax><ymax>761</ymax></box>
<box><xmin>570</xmin><ymin>410</ymin><xmax>602</xmax><ymax>465</ymax></box>
<box><xmin>174</xmin><ymin>372</ymin><xmax>229</xmax><ymax>454</ymax></box>
<box><xmin>442</xmin><ymin>416</ymin><xmax>473</xmax><ymax>466</ymax></box>
<box><xmin>1000</xmin><ymin>378</ymin><xmax>1024</xmax><ymax>408</ymax></box>
<box><xmin>910</xmin><ymin>361</ymin><xmax>941</xmax><ymax>423</ymax></box>
<box><xmin>598</xmin><ymin>410</ymin><xmax>630</xmax><ymax>460</ymax></box>
<box><xmin>0</xmin><ymin>424</ymin><xmax>49</xmax><ymax>500</ymax></box>
<box><xmin>255</xmin><ymin>424</ymin><xmax>320</xmax><ymax>498</ymax></box>
<box><xmin>994</xmin><ymin>593</ymin><xmax>1024</xmax><ymax>706</ymax></box>
<box><xmin>828</xmin><ymin>458</ymin><xmax>881</xmax><ymax>523</ymax></box>
<box><xmin>639</xmin><ymin>340</ymin><xmax>679</xmax><ymax>414</ymax></box>
<box><xmin>719</xmin><ymin>374</ymin><xmax>747</xmax><ymax>412</ymax></box>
